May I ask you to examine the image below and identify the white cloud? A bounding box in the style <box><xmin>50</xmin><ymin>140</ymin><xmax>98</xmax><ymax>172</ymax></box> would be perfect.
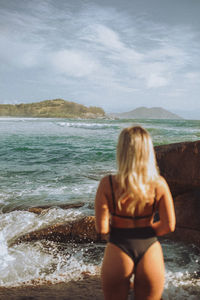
<box><xmin>0</xmin><ymin>35</ymin><xmax>43</xmax><ymax>68</ymax></box>
<box><xmin>185</xmin><ymin>72</ymin><xmax>200</xmax><ymax>82</ymax></box>
<box><xmin>163</xmin><ymin>88</ymin><xmax>186</xmax><ymax>98</ymax></box>
<box><xmin>79</xmin><ymin>19</ymin><xmax>194</xmax><ymax>90</ymax></box>
<box><xmin>146</xmin><ymin>73</ymin><xmax>169</xmax><ymax>88</ymax></box>
<box><xmin>94</xmin><ymin>24</ymin><xmax>124</xmax><ymax>50</ymax></box>
<box><xmin>50</xmin><ymin>49</ymin><xmax>98</xmax><ymax>77</ymax></box>
<box><xmin>0</xmin><ymin>0</ymin><xmax>200</xmax><ymax>113</ymax></box>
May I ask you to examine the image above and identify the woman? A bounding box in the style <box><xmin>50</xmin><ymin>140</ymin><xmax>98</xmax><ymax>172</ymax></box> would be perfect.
<box><xmin>95</xmin><ymin>126</ymin><xmax>176</xmax><ymax>300</ymax></box>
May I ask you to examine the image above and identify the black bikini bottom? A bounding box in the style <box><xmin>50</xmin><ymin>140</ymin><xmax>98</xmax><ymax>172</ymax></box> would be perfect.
<box><xmin>109</xmin><ymin>226</ymin><xmax>157</xmax><ymax>267</ymax></box>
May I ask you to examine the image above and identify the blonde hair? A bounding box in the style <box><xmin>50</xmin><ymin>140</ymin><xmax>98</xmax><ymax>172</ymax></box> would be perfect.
<box><xmin>116</xmin><ymin>126</ymin><xmax>159</xmax><ymax>213</ymax></box>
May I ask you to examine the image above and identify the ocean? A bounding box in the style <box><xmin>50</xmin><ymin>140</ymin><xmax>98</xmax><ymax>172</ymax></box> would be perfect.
<box><xmin>0</xmin><ymin>117</ymin><xmax>200</xmax><ymax>299</ymax></box>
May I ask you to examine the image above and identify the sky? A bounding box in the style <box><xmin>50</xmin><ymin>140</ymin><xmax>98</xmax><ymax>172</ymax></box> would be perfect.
<box><xmin>0</xmin><ymin>0</ymin><xmax>200</xmax><ymax>118</ymax></box>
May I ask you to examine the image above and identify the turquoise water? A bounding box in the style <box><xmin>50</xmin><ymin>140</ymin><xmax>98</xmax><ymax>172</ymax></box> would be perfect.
<box><xmin>0</xmin><ymin>117</ymin><xmax>200</xmax><ymax>298</ymax></box>
<box><xmin>1</xmin><ymin>117</ymin><xmax>200</xmax><ymax>211</ymax></box>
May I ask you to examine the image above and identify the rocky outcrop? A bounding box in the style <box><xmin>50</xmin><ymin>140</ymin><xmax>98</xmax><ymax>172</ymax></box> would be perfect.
<box><xmin>155</xmin><ymin>141</ymin><xmax>200</xmax><ymax>247</ymax></box>
<box><xmin>70</xmin><ymin>216</ymin><xmax>98</xmax><ymax>242</ymax></box>
<box><xmin>11</xmin><ymin>222</ymin><xmax>73</xmax><ymax>245</ymax></box>
<box><xmin>10</xmin><ymin>216</ymin><xmax>107</xmax><ymax>246</ymax></box>
<box><xmin>28</xmin><ymin>203</ymin><xmax>84</xmax><ymax>214</ymax></box>
<box><xmin>155</xmin><ymin>140</ymin><xmax>200</xmax><ymax>196</ymax></box>
<box><xmin>174</xmin><ymin>190</ymin><xmax>200</xmax><ymax>230</ymax></box>
<box><xmin>170</xmin><ymin>190</ymin><xmax>200</xmax><ymax>246</ymax></box>
<box><xmin>2</xmin><ymin>202</ymin><xmax>84</xmax><ymax>214</ymax></box>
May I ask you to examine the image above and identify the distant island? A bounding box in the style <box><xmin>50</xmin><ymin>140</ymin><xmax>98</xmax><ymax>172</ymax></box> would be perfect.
<box><xmin>111</xmin><ymin>107</ymin><xmax>183</xmax><ymax>120</ymax></box>
<box><xmin>0</xmin><ymin>99</ymin><xmax>105</xmax><ymax>119</ymax></box>
<box><xmin>0</xmin><ymin>100</ymin><xmax>183</xmax><ymax>120</ymax></box>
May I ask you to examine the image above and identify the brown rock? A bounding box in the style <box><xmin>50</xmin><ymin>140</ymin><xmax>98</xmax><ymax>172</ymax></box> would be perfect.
<box><xmin>174</xmin><ymin>190</ymin><xmax>200</xmax><ymax>231</ymax></box>
<box><xmin>10</xmin><ymin>216</ymin><xmax>106</xmax><ymax>245</ymax></box>
<box><xmin>71</xmin><ymin>216</ymin><xmax>98</xmax><ymax>242</ymax></box>
<box><xmin>10</xmin><ymin>223</ymin><xmax>72</xmax><ymax>245</ymax></box>
<box><xmin>169</xmin><ymin>227</ymin><xmax>200</xmax><ymax>248</ymax></box>
<box><xmin>154</xmin><ymin>141</ymin><xmax>200</xmax><ymax>246</ymax></box>
<box><xmin>2</xmin><ymin>202</ymin><xmax>84</xmax><ymax>214</ymax></box>
<box><xmin>28</xmin><ymin>203</ymin><xmax>84</xmax><ymax>214</ymax></box>
<box><xmin>155</xmin><ymin>141</ymin><xmax>200</xmax><ymax>196</ymax></box>
<box><xmin>167</xmin><ymin>190</ymin><xmax>200</xmax><ymax>247</ymax></box>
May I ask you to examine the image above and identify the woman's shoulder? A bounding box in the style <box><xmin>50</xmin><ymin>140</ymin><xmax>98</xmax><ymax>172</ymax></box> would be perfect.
<box><xmin>155</xmin><ymin>175</ymin><xmax>168</xmax><ymax>186</ymax></box>
<box><xmin>155</xmin><ymin>175</ymin><xmax>171</xmax><ymax>197</ymax></box>
<box><xmin>96</xmin><ymin>174</ymin><xmax>116</xmax><ymax>201</ymax></box>
<box><xmin>99</xmin><ymin>174</ymin><xmax>116</xmax><ymax>186</ymax></box>
<box><xmin>98</xmin><ymin>173</ymin><xmax>119</xmax><ymax>191</ymax></box>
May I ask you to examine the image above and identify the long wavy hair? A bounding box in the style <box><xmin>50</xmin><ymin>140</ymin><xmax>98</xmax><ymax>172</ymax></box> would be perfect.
<box><xmin>116</xmin><ymin>126</ymin><xmax>159</xmax><ymax>214</ymax></box>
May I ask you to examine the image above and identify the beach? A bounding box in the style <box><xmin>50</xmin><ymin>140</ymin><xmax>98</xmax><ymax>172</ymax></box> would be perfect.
<box><xmin>0</xmin><ymin>118</ymin><xmax>200</xmax><ymax>299</ymax></box>
<box><xmin>0</xmin><ymin>275</ymin><xmax>104</xmax><ymax>300</ymax></box>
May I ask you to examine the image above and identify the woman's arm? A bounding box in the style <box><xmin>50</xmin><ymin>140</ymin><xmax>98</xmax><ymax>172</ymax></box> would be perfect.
<box><xmin>95</xmin><ymin>176</ymin><xmax>110</xmax><ymax>234</ymax></box>
<box><xmin>151</xmin><ymin>176</ymin><xmax>176</xmax><ymax>236</ymax></box>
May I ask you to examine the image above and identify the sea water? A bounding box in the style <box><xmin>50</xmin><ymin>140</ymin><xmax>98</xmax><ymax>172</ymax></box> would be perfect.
<box><xmin>0</xmin><ymin>117</ymin><xmax>200</xmax><ymax>299</ymax></box>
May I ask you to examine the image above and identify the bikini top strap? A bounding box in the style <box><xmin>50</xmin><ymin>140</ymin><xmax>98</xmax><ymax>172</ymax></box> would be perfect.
<box><xmin>109</xmin><ymin>175</ymin><xmax>116</xmax><ymax>213</ymax></box>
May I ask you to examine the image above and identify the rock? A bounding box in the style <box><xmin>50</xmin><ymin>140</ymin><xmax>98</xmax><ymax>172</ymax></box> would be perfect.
<box><xmin>28</xmin><ymin>203</ymin><xmax>84</xmax><ymax>214</ymax></box>
<box><xmin>169</xmin><ymin>190</ymin><xmax>200</xmax><ymax>247</ymax></box>
<box><xmin>10</xmin><ymin>216</ymin><xmax>107</xmax><ymax>245</ymax></box>
<box><xmin>10</xmin><ymin>223</ymin><xmax>72</xmax><ymax>245</ymax></box>
<box><xmin>155</xmin><ymin>141</ymin><xmax>200</xmax><ymax>246</ymax></box>
<box><xmin>71</xmin><ymin>216</ymin><xmax>98</xmax><ymax>242</ymax></box>
<box><xmin>169</xmin><ymin>227</ymin><xmax>200</xmax><ymax>247</ymax></box>
<box><xmin>155</xmin><ymin>141</ymin><xmax>200</xmax><ymax>196</ymax></box>
<box><xmin>174</xmin><ymin>190</ymin><xmax>200</xmax><ymax>231</ymax></box>
<box><xmin>2</xmin><ymin>202</ymin><xmax>84</xmax><ymax>214</ymax></box>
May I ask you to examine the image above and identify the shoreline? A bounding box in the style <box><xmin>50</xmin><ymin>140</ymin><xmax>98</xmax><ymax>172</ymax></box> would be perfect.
<box><xmin>0</xmin><ymin>275</ymin><xmax>104</xmax><ymax>300</ymax></box>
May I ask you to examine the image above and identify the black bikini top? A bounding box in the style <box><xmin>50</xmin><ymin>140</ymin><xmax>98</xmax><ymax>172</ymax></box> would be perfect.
<box><xmin>109</xmin><ymin>175</ymin><xmax>156</xmax><ymax>220</ymax></box>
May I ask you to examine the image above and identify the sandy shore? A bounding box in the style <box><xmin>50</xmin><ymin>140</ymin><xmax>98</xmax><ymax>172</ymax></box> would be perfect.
<box><xmin>0</xmin><ymin>275</ymin><xmax>104</xmax><ymax>300</ymax></box>
<box><xmin>0</xmin><ymin>275</ymin><xmax>136</xmax><ymax>300</ymax></box>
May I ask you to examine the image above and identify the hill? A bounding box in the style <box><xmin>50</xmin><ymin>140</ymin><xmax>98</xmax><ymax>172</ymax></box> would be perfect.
<box><xmin>111</xmin><ymin>107</ymin><xmax>183</xmax><ymax>119</ymax></box>
<box><xmin>0</xmin><ymin>99</ymin><xmax>105</xmax><ymax>119</ymax></box>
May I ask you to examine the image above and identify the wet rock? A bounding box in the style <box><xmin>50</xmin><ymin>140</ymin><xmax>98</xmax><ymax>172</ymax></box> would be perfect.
<box><xmin>155</xmin><ymin>141</ymin><xmax>200</xmax><ymax>196</ymax></box>
<box><xmin>10</xmin><ymin>216</ymin><xmax>107</xmax><ymax>245</ymax></box>
<box><xmin>10</xmin><ymin>223</ymin><xmax>72</xmax><ymax>245</ymax></box>
<box><xmin>2</xmin><ymin>202</ymin><xmax>84</xmax><ymax>214</ymax></box>
<box><xmin>169</xmin><ymin>227</ymin><xmax>200</xmax><ymax>247</ymax></box>
<box><xmin>170</xmin><ymin>190</ymin><xmax>200</xmax><ymax>247</ymax></box>
<box><xmin>155</xmin><ymin>141</ymin><xmax>200</xmax><ymax>246</ymax></box>
<box><xmin>71</xmin><ymin>216</ymin><xmax>98</xmax><ymax>242</ymax></box>
<box><xmin>174</xmin><ymin>190</ymin><xmax>200</xmax><ymax>231</ymax></box>
<box><xmin>28</xmin><ymin>203</ymin><xmax>84</xmax><ymax>214</ymax></box>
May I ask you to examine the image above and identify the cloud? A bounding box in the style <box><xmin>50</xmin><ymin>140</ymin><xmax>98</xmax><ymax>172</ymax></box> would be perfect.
<box><xmin>146</xmin><ymin>73</ymin><xmax>169</xmax><ymax>88</ymax></box>
<box><xmin>50</xmin><ymin>49</ymin><xmax>98</xmax><ymax>77</ymax></box>
<box><xmin>75</xmin><ymin>22</ymin><xmax>169</xmax><ymax>89</ymax></box>
<box><xmin>0</xmin><ymin>36</ymin><xmax>44</xmax><ymax>68</ymax></box>
<box><xmin>93</xmin><ymin>24</ymin><xmax>124</xmax><ymax>50</ymax></box>
<box><xmin>162</xmin><ymin>88</ymin><xmax>186</xmax><ymax>98</ymax></box>
<box><xmin>185</xmin><ymin>72</ymin><xmax>200</xmax><ymax>82</ymax></box>
<box><xmin>77</xmin><ymin>14</ymin><xmax>195</xmax><ymax>90</ymax></box>
<box><xmin>0</xmin><ymin>0</ymin><xmax>200</xmax><ymax>112</ymax></box>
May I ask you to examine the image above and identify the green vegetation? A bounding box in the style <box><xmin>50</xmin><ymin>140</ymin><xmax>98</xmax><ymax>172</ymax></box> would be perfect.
<box><xmin>0</xmin><ymin>99</ymin><xmax>105</xmax><ymax>118</ymax></box>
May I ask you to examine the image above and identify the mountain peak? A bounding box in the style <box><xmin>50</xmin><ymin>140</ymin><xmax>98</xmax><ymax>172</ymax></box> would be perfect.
<box><xmin>112</xmin><ymin>107</ymin><xmax>183</xmax><ymax>120</ymax></box>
